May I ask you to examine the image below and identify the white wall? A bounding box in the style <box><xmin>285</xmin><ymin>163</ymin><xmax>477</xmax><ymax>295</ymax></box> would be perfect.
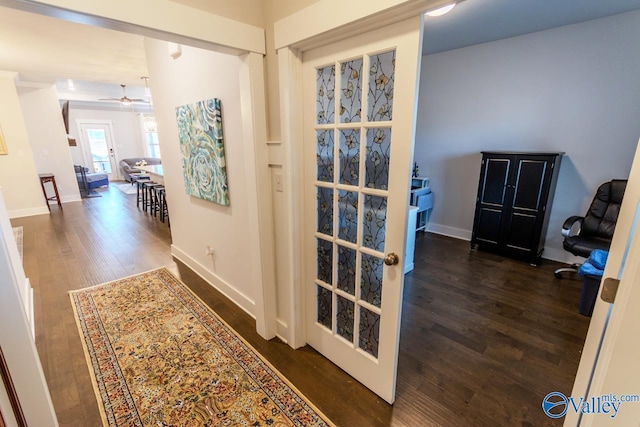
<box><xmin>0</xmin><ymin>188</ymin><xmax>58</xmax><ymax>426</ymax></box>
<box><xmin>0</xmin><ymin>73</ymin><xmax>49</xmax><ymax>218</ymax></box>
<box><xmin>68</xmin><ymin>105</ymin><xmax>147</xmax><ymax>176</ymax></box>
<box><xmin>263</xmin><ymin>0</ymin><xmax>320</xmax><ymax>141</ymax></box>
<box><xmin>18</xmin><ymin>85</ymin><xmax>81</xmax><ymax>203</ymax></box>
<box><xmin>144</xmin><ymin>40</ymin><xmax>260</xmax><ymax>316</ymax></box>
<box><xmin>414</xmin><ymin>11</ymin><xmax>640</xmax><ymax>263</ymax></box>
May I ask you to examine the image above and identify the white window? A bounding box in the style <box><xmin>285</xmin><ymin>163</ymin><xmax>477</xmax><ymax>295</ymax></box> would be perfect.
<box><xmin>142</xmin><ymin>116</ymin><xmax>161</xmax><ymax>158</ymax></box>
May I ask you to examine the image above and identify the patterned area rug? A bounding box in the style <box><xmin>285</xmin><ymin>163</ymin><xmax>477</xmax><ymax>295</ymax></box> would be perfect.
<box><xmin>116</xmin><ymin>183</ymin><xmax>137</xmax><ymax>195</ymax></box>
<box><xmin>70</xmin><ymin>268</ymin><xmax>333</xmax><ymax>427</ymax></box>
<box><xmin>12</xmin><ymin>226</ymin><xmax>22</xmax><ymax>261</ymax></box>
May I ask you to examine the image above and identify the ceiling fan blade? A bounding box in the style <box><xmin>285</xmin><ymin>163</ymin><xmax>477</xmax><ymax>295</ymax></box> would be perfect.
<box><xmin>129</xmin><ymin>98</ymin><xmax>148</xmax><ymax>103</ymax></box>
<box><xmin>98</xmin><ymin>98</ymin><xmax>122</xmax><ymax>101</ymax></box>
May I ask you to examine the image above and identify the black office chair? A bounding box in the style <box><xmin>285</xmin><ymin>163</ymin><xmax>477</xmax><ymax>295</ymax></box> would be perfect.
<box><xmin>554</xmin><ymin>180</ymin><xmax>627</xmax><ymax>279</ymax></box>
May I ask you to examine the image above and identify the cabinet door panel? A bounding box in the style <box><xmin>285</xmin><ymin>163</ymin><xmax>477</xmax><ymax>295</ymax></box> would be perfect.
<box><xmin>481</xmin><ymin>159</ymin><xmax>510</xmax><ymax>206</ymax></box>
<box><xmin>475</xmin><ymin>208</ymin><xmax>503</xmax><ymax>244</ymax></box>
<box><xmin>505</xmin><ymin>212</ymin><xmax>538</xmax><ymax>251</ymax></box>
<box><xmin>513</xmin><ymin>160</ymin><xmax>547</xmax><ymax>211</ymax></box>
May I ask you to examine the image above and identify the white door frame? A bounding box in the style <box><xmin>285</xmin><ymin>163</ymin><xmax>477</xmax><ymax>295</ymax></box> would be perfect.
<box><xmin>275</xmin><ymin>1</ymin><xmax>437</xmax><ymax>349</ymax></box>
<box><xmin>566</xmin><ymin>138</ymin><xmax>640</xmax><ymax>426</ymax></box>
<box><xmin>238</xmin><ymin>52</ymin><xmax>278</xmax><ymax>340</ymax></box>
<box><xmin>76</xmin><ymin>119</ymin><xmax>120</xmax><ymax>180</ymax></box>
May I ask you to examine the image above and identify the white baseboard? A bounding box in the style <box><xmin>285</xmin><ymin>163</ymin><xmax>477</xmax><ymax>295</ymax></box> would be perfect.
<box><xmin>61</xmin><ymin>195</ymin><xmax>82</xmax><ymax>203</ymax></box>
<box><xmin>426</xmin><ymin>223</ymin><xmax>472</xmax><ymax>241</ymax></box>
<box><xmin>171</xmin><ymin>244</ymin><xmax>256</xmax><ymax>319</ymax></box>
<box><xmin>541</xmin><ymin>247</ymin><xmax>583</xmax><ymax>265</ymax></box>
<box><xmin>276</xmin><ymin>319</ymin><xmax>289</xmax><ymax>344</ymax></box>
<box><xmin>425</xmin><ymin>223</ymin><xmax>583</xmax><ymax>265</ymax></box>
<box><xmin>8</xmin><ymin>206</ymin><xmax>49</xmax><ymax>219</ymax></box>
<box><xmin>404</xmin><ymin>262</ymin><xmax>414</xmax><ymax>274</ymax></box>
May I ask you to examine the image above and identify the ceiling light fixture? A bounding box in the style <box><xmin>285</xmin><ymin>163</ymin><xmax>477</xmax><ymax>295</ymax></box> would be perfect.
<box><xmin>425</xmin><ymin>1</ymin><xmax>459</xmax><ymax>17</ymax></box>
<box><xmin>67</xmin><ymin>79</ymin><xmax>76</xmax><ymax>91</ymax></box>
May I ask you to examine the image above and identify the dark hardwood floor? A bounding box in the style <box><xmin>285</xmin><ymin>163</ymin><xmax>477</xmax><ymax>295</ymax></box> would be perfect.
<box><xmin>11</xmin><ymin>185</ymin><xmax>590</xmax><ymax>426</ymax></box>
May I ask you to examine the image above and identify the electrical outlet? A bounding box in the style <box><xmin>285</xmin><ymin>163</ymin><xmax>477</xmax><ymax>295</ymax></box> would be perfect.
<box><xmin>205</xmin><ymin>245</ymin><xmax>215</xmax><ymax>256</ymax></box>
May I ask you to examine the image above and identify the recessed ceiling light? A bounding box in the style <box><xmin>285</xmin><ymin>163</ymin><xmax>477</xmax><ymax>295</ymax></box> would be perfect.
<box><xmin>425</xmin><ymin>3</ymin><xmax>457</xmax><ymax>17</ymax></box>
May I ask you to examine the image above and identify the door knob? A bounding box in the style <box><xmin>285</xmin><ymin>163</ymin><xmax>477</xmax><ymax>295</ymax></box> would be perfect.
<box><xmin>384</xmin><ymin>253</ymin><xmax>399</xmax><ymax>266</ymax></box>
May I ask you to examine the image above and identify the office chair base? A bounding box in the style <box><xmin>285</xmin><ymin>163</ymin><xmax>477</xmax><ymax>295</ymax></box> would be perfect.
<box><xmin>554</xmin><ymin>264</ymin><xmax>581</xmax><ymax>279</ymax></box>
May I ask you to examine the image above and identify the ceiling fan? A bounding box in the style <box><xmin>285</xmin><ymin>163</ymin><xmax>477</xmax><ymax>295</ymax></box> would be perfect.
<box><xmin>99</xmin><ymin>84</ymin><xmax>148</xmax><ymax>105</ymax></box>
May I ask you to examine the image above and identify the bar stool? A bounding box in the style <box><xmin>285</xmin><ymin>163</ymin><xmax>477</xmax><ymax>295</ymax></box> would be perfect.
<box><xmin>136</xmin><ymin>179</ymin><xmax>151</xmax><ymax>208</ymax></box>
<box><xmin>149</xmin><ymin>185</ymin><xmax>165</xmax><ymax>217</ymax></box>
<box><xmin>38</xmin><ymin>173</ymin><xmax>62</xmax><ymax>211</ymax></box>
<box><xmin>141</xmin><ymin>182</ymin><xmax>161</xmax><ymax>213</ymax></box>
<box><xmin>158</xmin><ymin>188</ymin><xmax>169</xmax><ymax>225</ymax></box>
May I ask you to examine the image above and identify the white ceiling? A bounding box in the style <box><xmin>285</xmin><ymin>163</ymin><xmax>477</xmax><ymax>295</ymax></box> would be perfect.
<box><xmin>0</xmin><ymin>6</ymin><xmax>148</xmax><ymax>101</ymax></box>
<box><xmin>1</xmin><ymin>1</ymin><xmax>640</xmax><ymax>101</ymax></box>
<box><xmin>423</xmin><ymin>0</ymin><xmax>640</xmax><ymax>55</ymax></box>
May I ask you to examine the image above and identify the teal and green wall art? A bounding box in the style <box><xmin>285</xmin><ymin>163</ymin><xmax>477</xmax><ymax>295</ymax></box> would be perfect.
<box><xmin>176</xmin><ymin>98</ymin><xmax>230</xmax><ymax>206</ymax></box>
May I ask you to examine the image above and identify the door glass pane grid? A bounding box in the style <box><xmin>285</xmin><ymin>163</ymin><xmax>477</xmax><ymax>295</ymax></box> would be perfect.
<box><xmin>338</xmin><ymin>190</ymin><xmax>359</xmax><ymax>244</ymax></box>
<box><xmin>313</xmin><ymin>55</ymin><xmax>388</xmax><ymax>359</ymax></box>
<box><xmin>360</xmin><ymin>252</ymin><xmax>383</xmax><ymax>308</ymax></box>
<box><xmin>316</xmin><ymin>284</ymin><xmax>332</xmax><ymax>330</ymax></box>
<box><xmin>357</xmin><ymin>305</ymin><xmax>381</xmax><ymax>358</ymax></box>
<box><xmin>336</xmin><ymin>294</ymin><xmax>355</xmax><ymax>342</ymax></box>
<box><xmin>362</xmin><ymin>195</ymin><xmax>387</xmax><ymax>252</ymax></box>
<box><xmin>338</xmin><ymin>129</ymin><xmax>360</xmax><ymax>186</ymax></box>
<box><xmin>316</xmin><ymin>238</ymin><xmax>333</xmax><ymax>286</ymax></box>
<box><xmin>316</xmin><ymin>129</ymin><xmax>334</xmax><ymax>182</ymax></box>
<box><xmin>367</xmin><ymin>49</ymin><xmax>396</xmax><ymax>122</ymax></box>
<box><xmin>365</xmin><ymin>128</ymin><xmax>391</xmax><ymax>190</ymax></box>
<box><xmin>316</xmin><ymin>185</ymin><xmax>333</xmax><ymax>236</ymax></box>
<box><xmin>337</xmin><ymin>245</ymin><xmax>357</xmax><ymax>295</ymax></box>
<box><xmin>316</xmin><ymin>65</ymin><xmax>335</xmax><ymax>124</ymax></box>
<box><xmin>339</xmin><ymin>58</ymin><xmax>363</xmax><ymax>123</ymax></box>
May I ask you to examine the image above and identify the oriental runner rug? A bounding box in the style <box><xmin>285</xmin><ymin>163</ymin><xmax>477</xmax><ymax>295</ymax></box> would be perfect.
<box><xmin>70</xmin><ymin>267</ymin><xmax>333</xmax><ymax>427</ymax></box>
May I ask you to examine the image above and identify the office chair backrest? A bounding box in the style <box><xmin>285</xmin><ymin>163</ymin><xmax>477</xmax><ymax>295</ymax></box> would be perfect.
<box><xmin>581</xmin><ymin>180</ymin><xmax>627</xmax><ymax>239</ymax></box>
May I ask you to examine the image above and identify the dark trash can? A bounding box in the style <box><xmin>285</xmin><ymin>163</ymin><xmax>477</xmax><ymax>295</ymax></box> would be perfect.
<box><xmin>577</xmin><ymin>250</ymin><xmax>608</xmax><ymax>317</ymax></box>
<box><xmin>578</xmin><ymin>275</ymin><xmax>601</xmax><ymax>317</ymax></box>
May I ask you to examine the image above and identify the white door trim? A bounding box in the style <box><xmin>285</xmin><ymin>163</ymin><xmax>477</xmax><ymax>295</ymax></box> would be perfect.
<box><xmin>277</xmin><ymin>47</ymin><xmax>307</xmax><ymax>348</ymax></box>
<box><xmin>2</xmin><ymin>0</ymin><xmax>264</xmax><ymax>54</ymax></box>
<box><xmin>239</xmin><ymin>51</ymin><xmax>278</xmax><ymax>340</ymax></box>
<box><xmin>567</xmin><ymin>138</ymin><xmax>640</xmax><ymax>426</ymax></box>
<box><xmin>274</xmin><ymin>0</ymin><xmax>452</xmax><ymax>50</ymax></box>
<box><xmin>276</xmin><ymin>9</ymin><xmax>428</xmax><ymax>351</ymax></box>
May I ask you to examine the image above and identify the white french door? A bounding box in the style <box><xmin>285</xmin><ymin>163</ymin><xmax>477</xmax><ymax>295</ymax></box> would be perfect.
<box><xmin>302</xmin><ymin>17</ymin><xmax>423</xmax><ymax>404</ymax></box>
<box><xmin>78</xmin><ymin>122</ymin><xmax>119</xmax><ymax>180</ymax></box>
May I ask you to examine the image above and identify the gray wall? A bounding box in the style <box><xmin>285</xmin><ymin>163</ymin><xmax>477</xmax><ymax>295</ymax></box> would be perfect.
<box><xmin>414</xmin><ymin>10</ymin><xmax>640</xmax><ymax>263</ymax></box>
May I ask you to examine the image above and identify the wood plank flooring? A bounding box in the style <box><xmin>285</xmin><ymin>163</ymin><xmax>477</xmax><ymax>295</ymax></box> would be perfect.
<box><xmin>11</xmin><ymin>185</ymin><xmax>590</xmax><ymax>426</ymax></box>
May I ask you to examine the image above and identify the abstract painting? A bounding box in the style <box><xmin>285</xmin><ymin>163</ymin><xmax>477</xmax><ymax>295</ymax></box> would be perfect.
<box><xmin>176</xmin><ymin>98</ymin><xmax>230</xmax><ymax>205</ymax></box>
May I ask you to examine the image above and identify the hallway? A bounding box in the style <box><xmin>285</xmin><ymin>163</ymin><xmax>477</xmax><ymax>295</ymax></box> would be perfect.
<box><xmin>11</xmin><ymin>186</ymin><xmax>589</xmax><ymax>426</ymax></box>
